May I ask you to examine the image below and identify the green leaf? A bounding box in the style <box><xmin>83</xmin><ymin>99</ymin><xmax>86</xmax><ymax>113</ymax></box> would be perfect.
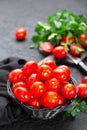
<box><xmin>48</xmin><ymin>33</ymin><xmax>57</xmax><ymax>40</ymax></box>
<box><xmin>32</xmin><ymin>35</ymin><xmax>40</xmax><ymax>42</ymax></box>
<box><xmin>71</xmin><ymin>109</ymin><xmax>78</xmax><ymax>117</ymax></box>
<box><xmin>78</xmin><ymin>101</ymin><xmax>87</xmax><ymax>112</ymax></box>
<box><xmin>53</xmin><ymin>21</ymin><xmax>62</xmax><ymax>28</ymax></box>
<box><xmin>30</xmin><ymin>42</ymin><xmax>40</xmax><ymax>49</ymax></box>
<box><xmin>30</xmin><ymin>9</ymin><xmax>87</xmax><ymax>49</ymax></box>
<box><xmin>35</xmin><ymin>22</ymin><xmax>50</xmax><ymax>33</ymax></box>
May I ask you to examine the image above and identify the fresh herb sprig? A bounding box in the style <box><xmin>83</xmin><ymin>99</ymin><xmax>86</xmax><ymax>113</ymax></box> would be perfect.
<box><xmin>30</xmin><ymin>9</ymin><xmax>87</xmax><ymax>49</ymax></box>
<box><xmin>63</xmin><ymin>98</ymin><xmax>87</xmax><ymax>120</ymax></box>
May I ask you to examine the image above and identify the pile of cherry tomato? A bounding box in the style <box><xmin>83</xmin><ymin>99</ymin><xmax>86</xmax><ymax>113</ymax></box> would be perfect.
<box><xmin>8</xmin><ymin>59</ymin><xmax>77</xmax><ymax>109</ymax></box>
<box><xmin>39</xmin><ymin>34</ymin><xmax>87</xmax><ymax>58</ymax></box>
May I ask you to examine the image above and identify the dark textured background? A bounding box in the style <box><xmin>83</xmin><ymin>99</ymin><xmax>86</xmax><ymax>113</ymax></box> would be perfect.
<box><xmin>0</xmin><ymin>0</ymin><xmax>87</xmax><ymax>129</ymax></box>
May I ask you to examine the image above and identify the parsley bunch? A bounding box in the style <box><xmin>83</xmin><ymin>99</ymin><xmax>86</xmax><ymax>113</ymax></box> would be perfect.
<box><xmin>30</xmin><ymin>9</ymin><xmax>87</xmax><ymax>49</ymax></box>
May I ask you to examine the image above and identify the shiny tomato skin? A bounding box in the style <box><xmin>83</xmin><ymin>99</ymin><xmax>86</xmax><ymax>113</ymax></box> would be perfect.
<box><xmin>58</xmin><ymin>65</ymin><xmax>71</xmax><ymax>81</ymax></box>
<box><xmin>27</xmin><ymin>97</ymin><xmax>41</xmax><ymax>108</ymax></box>
<box><xmin>12</xmin><ymin>83</ymin><xmax>30</xmax><ymax>102</ymax></box>
<box><xmin>81</xmin><ymin>76</ymin><xmax>87</xmax><ymax>84</ymax></box>
<box><xmin>53</xmin><ymin>46</ymin><xmax>67</xmax><ymax>59</ymax></box>
<box><xmin>41</xmin><ymin>91</ymin><xmax>59</xmax><ymax>108</ymax></box>
<box><xmin>8</xmin><ymin>69</ymin><xmax>24</xmax><ymax>83</ymax></box>
<box><xmin>27</xmin><ymin>73</ymin><xmax>40</xmax><ymax>88</ymax></box>
<box><xmin>57</xmin><ymin>94</ymin><xmax>66</xmax><ymax>106</ymax></box>
<box><xmin>30</xmin><ymin>81</ymin><xmax>46</xmax><ymax>98</ymax></box>
<box><xmin>77</xmin><ymin>83</ymin><xmax>87</xmax><ymax>98</ymax></box>
<box><xmin>70</xmin><ymin>44</ymin><xmax>83</xmax><ymax>56</ymax></box>
<box><xmin>61</xmin><ymin>83</ymin><xmax>76</xmax><ymax>99</ymax></box>
<box><xmin>23</xmin><ymin>60</ymin><xmax>38</xmax><ymax>77</ymax></box>
<box><xmin>12</xmin><ymin>82</ymin><xmax>27</xmax><ymax>92</ymax></box>
<box><xmin>41</xmin><ymin>59</ymin><xmax>57</xmax><ymax>69</ymax></box>
<box><xmin>45</xmin><ymin>78</ymin><xmax>60</xmax><ymax>92</ymax></box>
<box><xmin>79</xmin><ymin>34</ymin><xmax>87</xmax><ymax>48</ymax></box>
<box><xmin>38</xmin><ymin>64</ymin><xmax>52</xmax><ymax>80</ymax></box>
<box><xmin>52</xmin><ymin>65</ymin><xmax>71</xmax><ymax>82</ymax></box>
<box><xmin>15</xmin><ymin>28</ymin><xmax>27</xmax><ymax>40</ymax></box>
<box><xmin>40</xmin><ymin>42</ymin><xmax>54</xmax><ymax>54</ymax></box>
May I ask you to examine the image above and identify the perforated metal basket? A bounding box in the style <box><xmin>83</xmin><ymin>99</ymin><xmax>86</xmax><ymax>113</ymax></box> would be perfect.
<box><xmin>7</xmin><ymin>77</ymin><xmax>77</xmax><ymax>120</ymax></box>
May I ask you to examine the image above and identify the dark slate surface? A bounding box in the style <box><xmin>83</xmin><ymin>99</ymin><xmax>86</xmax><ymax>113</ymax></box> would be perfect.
<box><xmin>0</xmin><ymin>0</ymin><xmax>87</xmax><ymax>129</ymax></box>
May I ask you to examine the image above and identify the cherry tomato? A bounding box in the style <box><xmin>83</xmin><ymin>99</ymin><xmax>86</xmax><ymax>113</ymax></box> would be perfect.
<box><xmin>27</xmin><ymin>73</ymin><xmax>40</xmax><ymax>88</ymax></box>
<box><xmin>79</xmin><ymin>34</ymin><xmax>87</xmax><ymax>48</ymax></box>
<box><xmin>61</xmin><ymin>36</ymin><xmax>75</xmax><ymax>43</ymax></box>
<box><xmin>53</xmin><ymin>46</ymin><xmax>67</xmax><ymax>59</ymax></box>
<box><xmin>45</xmin><ymin>78</ymin><xmax>60</xmax><ymax>92</ymax></box>
<box><xmin>23</xmin><ymin>60</ymin><xmax>38</xmax><ymax>77</ymax></box>
<box><xmin>12</xmin><ymin>82</ymin><xmax>27</xmax><ymax>92</ymax></box>
<box><xmin>38</xmin><ymin>64</ymin><xmax>52</xmax><ymax>80</ymax></box>
<box><xmin>27</xmin><ymin>97</ymin><xmax>41</xmax><ymax>108</ymax></box>
<box><xmin>77</xmin><ymin>83</ymin><xmax>87</xmax><ymax>98</ymax></box>
<box><xmin>41</xmin><ymin>91</ymin><xmax>59</xmax><ymax>108</ymax></box>
<box><xmin>57</xmin><ymin>94</ymin><xmax>66</xmax><ymax>106</ymax></box>
<box><xmin>15</xmin><ymin>28</ymin><xmax>27</xmax><ymax>40</ymax></box>
<box><xmin>30</xmin><ymin>81</ymin><xmax>46</xmax><ymax>98</ymax></box>
<box><xmin>52</xmin><ymin>65</ymin><xmax>71</xmax><ymax>82</ymax></box>
<box><xmin>40</xmin><ymin>42</ymin><xmax>54</xmax><ymax>54</ymax></box>
<box><xmin>70</xmin><ymin>43</ymin><xmax>83</xmax><ymax>56</ymax></box>
<box><xmin>61</xmin><ymin>83</ymin><xmax>76</xmax><ymax>99</ymax></box>
<box><xmin>41</xmin><ymin>59</ymin><xmax>57</xmax><ymax>69</ymax></box>
<box><xmin>8</xmin><ymin>69</ymin><xmax>24</xmax><ymax>83</ymax></box>
<box><xmin>58</xmin><ymin>65</ymin><xmax>71</xmax><ymax>80</ymax></box>
<box><xmin>81</xmin><ymin>76</ymin><xmax>87</xmax><ymax>84</ymax></box>
<box><xmin>12</xmin><ymin>83</ymin><xmax>30</xmax><ymax>102</ymax></box>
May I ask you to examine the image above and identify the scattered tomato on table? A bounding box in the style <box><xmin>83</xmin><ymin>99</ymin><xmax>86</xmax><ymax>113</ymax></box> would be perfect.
<box><xmin>39</xmin><ymin>42</ymin><xmax>54</xmax><ymax>54</ymax></box>
<box><xmin>52</xmin><ymin>46</ymin><xmax>67</xmax><ymax>59</ymax></box>
<box><xmin>69</xmin><ymin>43</ymin><xmax>84</xmax><ymax>56</ymax></box>
<box><xmin>61</xmin><ymin>36</ymin><xmax>75</xmax><ymax>43</ymax></box>
<box><xmin>15</xmin><ymin>28</ymin><xmax>27</xmax><ymax>40</ymax></box>
<box><xmin>30</xmin><ymin>9</ymin><xmax>87</xmax><ymax>59</ymax></box>
<box><xmin>79</xmin><ymin>34</ymin><xmax>87</xmax><ymax>48</ymax></box>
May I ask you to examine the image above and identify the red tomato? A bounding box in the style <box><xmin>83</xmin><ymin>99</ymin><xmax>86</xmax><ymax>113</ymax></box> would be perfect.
<box><xmin>77</xmin><ymin>83</ymin><xmax>87</xmax><ymax>98</ymax></box>
<box><xmin>15</xmin><ymin>28</ymin><xmax>27</xmax><ymax>40</ymax></box>
<box><xmin>12</xmin><ymin>82</ymin><xmax>27</xmax><ymax>92</ymax></box>
<box><xmin>27</xmin><ymin>97</ymin><xmax>41</xmax><ymax>108</ymax></box>
<box><xmin>52</xmin><ymin>65</ymin><xmax>71</xmax><ymax>82</ymax></box>
<box><xmin>41</xmin><ymin>91</ymin><xmax>59</xmax><ymax>108</ymax></box>
<box><xmin>61</xmin><ymin>36</ymin><xmax>75</xmax><ymax>43</ymax></box>
<box><xmin>41</xmin><ymin>59</ymin><xmax>57</xmax><ymax>69</ymax></box>
<box><xmin>61</xmin><ymin>83</ymin><xmax>76</xmax><ymax>99</ymax></box>
<box><xmin>57</xmin><ymin>94</ymin><xmax>66</xmax><ymax>106</ymax></box>
<box><xmin>79</xmin><ymin>34</ymin><xmax>87</xmax><ymax>48</ymax></box>
<box><xmin>58</xmin><ymin>65</ymin><xmax>71</xmax><ymax>80</ymax></box>
<box><xmin>12</xmin><ymin>83</ymin><xmax>30</xmax><ymax>102</ymax></box>
<box><xmin>53</xmin><ymin>46</ymin><xmax>67</xmax><ymax>59</ymax></box>
<box><xmin>40</xmin><ymin>42</ymin><xmax>54</xmax><ymax>54</ymax></box>
<box><xmin>70</xmin><ymin>43</ymin><xmax>83</xmax><ymax>56</ymax></box>
<box><xmin>23</xmin><ymin>60</ymin><xmax>38</xmax><ymax>77</ymax></box>
<box><xmin>81</xmin><ymin>76</ymin><xmax>87</xmax><ymax>84</ymax></box>
<box><xmin>27</xmin><ymin>73</ymin><xmax>40</xmax><ymax>88</ymax></box>
<box><xmin>38</xmin><ymin>64</ymin><xmax>52</xmax><ymax>80</ymax></box>
<box><xmin>8</xmin><ymin>69</ymin><xmax>24</xmax><ymax>83</ymax></box>
<box><xmin>30</xmin><ymin>81</ymin><xmax>46</xmax><ymax>98</ymax></box>
<box><xmin>45</xmin><ymin>78</ymin><xmax>60</xmax><ymax>92</ymax></box>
